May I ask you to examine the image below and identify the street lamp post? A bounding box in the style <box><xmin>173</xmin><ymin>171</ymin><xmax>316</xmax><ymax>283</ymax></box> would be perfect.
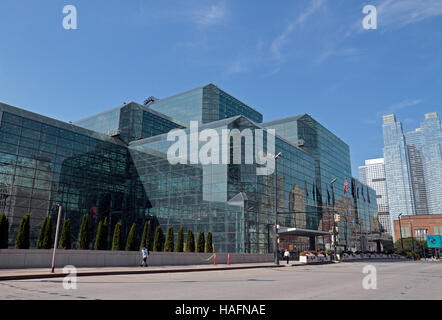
<box><xmin>274</xmin><ymin>152</ymin><xmax>282</xmax><ymax>265</ymax></box>
<box><xmin>398</xmin><ymin>213</ymin><xmax>404</xmax><ymax>254</ymax></box>
<box><xmin>330</xmin><ymin>178</ymin><xmax>337</xmax><ymax>261</ymax></box>
<box><xmin>410</xmin><ymin>221</ymin><xmax>415</xmax><ymax>257</ymax></box>
<box><xmin>342</xmin><ymin>215</ymin><xmax>349</xmax><ymax>252</ymax></box>
<box><xmin>51</xmin><ymin>205</ymin><xmax>62</xmax><ymax>273</ymax></box>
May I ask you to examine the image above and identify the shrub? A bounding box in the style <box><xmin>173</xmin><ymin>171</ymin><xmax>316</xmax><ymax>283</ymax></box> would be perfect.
<box><xmin>176</xmin><ymin>226</ymin><xmax>184</xmax><ymax>252</ymax></box>
<box><xmin>196</xmin><ymin>231</ymin><xmax>205</xmax><ymax>253</ymax></box>
<box><xmin>58</xmin><ymin>219</ymin><xmax>71</xmax><ymax>249</ymax></box>
<box><xmin>140</xmin><ymin>220</ymin><xmax>151</xmax><ymax>251</ymax></box>
<box><xmin>15</xmin><ymin>215</ymin><xmax>30</xmax><ymax>249</ymax></box>
<box><xmin>94</xmin><ymin>218</ymin><xmax>109</xmax><ymax>250</ymax></box>
<box><xmin>42</xmin><ymin>216</ymin><xmax>53</xmax><ymax>249</ymax></box>
<box><xmin>78</xmin><ymin>214</ymin><xmax>90</xmax><ymax>250</ymax></box>
<box><xmin>185</xmin><ymin>230</ymin><xmax>195</xmax><ymax>253</ymax></box>
<box><xmin>153</xmin><ymin>226</ymin><xmax>164</xmax><ymax>252</ymax></box>
<box><xmin>0</xmin><ymin>214</ymin><xmax>8</xmax><ymax>249</ymax></box>
<box><xmin>125</xmin><ymin>223</ymin><xmax>137</xmax><ymax>251</ymax></box>
<box><xmin>164</xmin><ymin>227</ymin><xmax>174</xmax><ymax>252</ymax></box>
<box><xmin>112</xmin><ymin>220</ymin><xmax>123</xmax><ymax>251</ymax></box>
<box><xmin>102</xmin><ymin>217</ymin><xmax>109</xmax><ymax>248</ymax></box>
<box><xmin>37</xmin><ymin>217</ymin><xmax>48</xmax><ymax>249</ymax></box>
<box><xmin>205</xmin><ymin>232</ymin><xmax>213</xmax><ymax>253</ymax></box>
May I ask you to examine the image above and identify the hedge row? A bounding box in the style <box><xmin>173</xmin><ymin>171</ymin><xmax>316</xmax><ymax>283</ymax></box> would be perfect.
<box><xmin>0</xmin><ymin>214</ymin><xmax>213</xmax><ymax>253</ymax></box>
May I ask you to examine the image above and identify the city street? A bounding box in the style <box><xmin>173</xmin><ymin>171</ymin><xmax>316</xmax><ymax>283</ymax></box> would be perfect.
<box><xmin>0</xmin><ymin>261</ymin><xmax>441</xmax><ymax>300</ymax></box>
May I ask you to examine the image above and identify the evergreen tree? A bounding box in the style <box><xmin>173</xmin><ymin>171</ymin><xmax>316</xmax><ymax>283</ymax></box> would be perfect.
<box><xmin>176</xmin><ymin>226</ymin><xmax>184</xmax><ymax>252</ymax></box>
<box><xmin>42</xmin><ymin>216</ymin><xmax>53</xmax><ymax>249</ymax></box>
<box><xmin>125</xmin><ymin>223</ymin><xmax>137</xmax><ymax>251</ymax></box>
<box><xmin>112</xmin><ymin>220</ymin><xmax>123</xmax><ymax>251</ymax></box>
<box><xmin>0</xmin><ymin>214</ymin><xmax>8</xmax><ymax>249</ymax></box>
<box><xmin>37</xmin><ymin>217</ymin><xmax>48</xmax><ymax>249</ymax></box>
<box><xmin>102</xmin><ymin>217</ymin><xmax>109</xmax><ymax>250</ymax></box>
<box><xmin>15</xmin><ymin>215</ymin><xmax>30</xmax><ymax>249</ymax></box>
<box><xmin>205</xmin><ymin>232</ymin><xmax>213</xmax><ymax>253</ymax></box>
<box><xmin>164</xmin><ymin>226</ymin><xmax>174</xmax><ymax>252</ymax></box>
<box><xmin>58</xmin><ymin>219</ymin><xmax>71</xmax><ymax>249</ymax></box>
<box><xmin>196</xmin><ymin>231</ymin><xmax>205</xmax><ymax>253</ymax></box>
<box><xmin>78</xmin><ymin>214</ymin><xmax>90</xmax><ymax>250</ymax></box>
<box><xmin>140</xmin><ymin>220</ymin><xmax>151</xmax><ymax>250</ymax></box>
<box><xmin>185</xmin><ymin>229</ymin><xmax>195</xmax><ymax>253</ymax></box>
<box><xmin>153</xmin><ymin>226</ymin><xmax>164</xmax><ymax>252</ymax></box>
<box><xmin>94</xmin><ymin>220</ymin><xmax>105</xmax><ymax>250</ymax></box>
<box><xmin>94</xmin><ymin>218</ymin><xmax>109</xmax><ymax>250</ymax></box>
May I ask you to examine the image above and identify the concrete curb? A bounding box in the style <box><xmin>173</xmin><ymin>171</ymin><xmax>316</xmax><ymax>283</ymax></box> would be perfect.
<box><xmin>0</xmin><ymin>264</ymin><xmax>285</xmax><ymax>281</ymax></box>
<box><xmin>339</xmin><ymin>259</ymin><xmax>408</xmax><ymax>263</ymax></box>
<box><xmin>289</xmin><ymin>261</ymin><xmax>335</xmax><ymax>266</ymax></box>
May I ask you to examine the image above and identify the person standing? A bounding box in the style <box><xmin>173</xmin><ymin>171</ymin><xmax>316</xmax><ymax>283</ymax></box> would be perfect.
<box><xmin>284</xmin><ymin>249</ymin><xmax>290</xmax><ymax>264</ymax></box>
<box><xmin>141</xmin><ymin>246</ymin><xmax>149</xmax><ymax>267</ymax></box>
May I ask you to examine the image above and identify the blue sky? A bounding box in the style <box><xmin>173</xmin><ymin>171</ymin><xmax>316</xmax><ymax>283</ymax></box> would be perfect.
<box><xmin>0</xmin><ymin>0</ymin><xmax>441</xmax><ymax>176</ymax></box>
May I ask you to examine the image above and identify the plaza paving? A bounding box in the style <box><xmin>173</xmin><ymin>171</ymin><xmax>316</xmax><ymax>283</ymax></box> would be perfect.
<box><xmin>0</xmin><ymin>261</ymin><xmax>440</xmax><ymax>300</ymax></box>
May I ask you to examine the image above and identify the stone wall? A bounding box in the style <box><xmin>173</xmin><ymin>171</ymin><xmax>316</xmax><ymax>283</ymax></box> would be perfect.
<box><xmin>0</xmin><ymin>250</ymin><xmax>273</xmax><ymax>269</ymax></box>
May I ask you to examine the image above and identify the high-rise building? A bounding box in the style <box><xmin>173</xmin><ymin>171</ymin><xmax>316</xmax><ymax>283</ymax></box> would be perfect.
<box><xmin>383</xmin><ymin>112</ymin><xmax>442</xmax><ymax>238</ymax></box>
<box><xmin>359</xmin><ymin>158</ymin><xmax>392</xmax><ymax>235</ymax></box>
<box><xmin>382</xmin><ymin>114</ymin><xmax>415</xmax><ymax>229</ymax></box>
<box><xmin>405</xmin><ymin>112</ymin><xmax>442</xmax><ymax>215</ymax></box>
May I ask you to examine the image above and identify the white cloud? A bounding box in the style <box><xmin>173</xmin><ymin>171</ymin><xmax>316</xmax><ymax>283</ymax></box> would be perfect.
<box><xmin>270</xmin><ymin>0</ymin><xmax>325</xmax><ymax>62</ymax></box>
<box><xmin>224</xmin><ymin>60</ymin><xmax>248</xmax><ymax>76</ymax></box>
<box><xmin>316</xmin><ymin>47</ymin><xmax>361</xmax><ymax>64</ymax></box>
<box><xmin>378</xmin><ymin>98</ymin><xmax>423</xmax><ymax>116</ymax></box>
<box><xmin>195</xmin><ymin>3</ymin><xmax>227</xmax><ymax>27</ymax></box>
<box><xmin>363</xmin><ymin>99</ymin><xmax>424</xmax><ymax>125</ymax></box>
<box><xmin>377</xmin><ymin>0</ymin><xmax>442</xmax><ymax>29</ymax></box>
<box><xmin>132</xmin><ymin>2</ymin><xmax>227</xmax><ymax>28</ymax></box>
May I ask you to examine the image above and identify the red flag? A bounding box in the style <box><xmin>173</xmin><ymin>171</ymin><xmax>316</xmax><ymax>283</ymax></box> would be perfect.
<box><xmin>91</xmin><ymin>206</ymin><xmax>97</xmax><ymax>219</ymax></box>
<box><xmin>344</xmin><ymin>178</ymin><xmax>348</xmax><ymax>194</ymax></box>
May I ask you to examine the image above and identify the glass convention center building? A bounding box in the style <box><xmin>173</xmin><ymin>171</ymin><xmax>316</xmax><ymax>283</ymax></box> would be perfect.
<box><xmin>0</xmin><ymin>84</ymin><xmax>380</xmax><ymax>253</ymax></box>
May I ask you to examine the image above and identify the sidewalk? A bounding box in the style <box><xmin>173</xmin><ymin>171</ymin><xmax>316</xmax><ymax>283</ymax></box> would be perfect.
<box><xmin>0</xmin><ymin>263</ymin><xmax>288</xmax><ymax>281</ymax></box>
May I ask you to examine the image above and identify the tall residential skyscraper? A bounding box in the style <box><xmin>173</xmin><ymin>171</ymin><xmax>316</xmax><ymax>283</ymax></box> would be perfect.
<box><xmin>359</xmin><ymin>158</ymin><xmax>392</xmax><ymax>235</ymax></box>
<box><xmin>405</xmin><ymin>112</ymin><xmax>442</xmax><ymax>215</ymax></box>
<box><xmin>382</xmin><ymin>112</ymin><xmax>442</xmax><ymax>228</ymax></box>
<box><xmin>382</xmin><ymin>114</ymin><xmax>415</xmax><ymax>228</ymax></box>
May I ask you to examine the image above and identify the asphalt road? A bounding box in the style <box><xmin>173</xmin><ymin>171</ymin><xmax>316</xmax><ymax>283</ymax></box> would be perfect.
<box><xmin>0</xmin><ymin>261</ymin><xmax>441</xmax><ymax>300</ymax></box>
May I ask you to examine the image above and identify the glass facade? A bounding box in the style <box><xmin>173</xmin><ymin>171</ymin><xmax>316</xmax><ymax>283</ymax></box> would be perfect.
<box><xmin>404</xmin><ymin>113</ymin><xmax>442</xmax><ymax>215</ymax></box>
<box><xmin>359</xmin><ymin>158</ymin><xmax>392</xmax><ymax>235</ymax></box>
<box><xmin>0</xmin><ymin>102</ymin><xmax>139</xmax><ymax>248</ymax></box>
<box><xmin>263</xmin><ymin>114</ymin><xmax>378</xmax><ymax>251</ymax></box>
<box><xmin>74</xmin><ymin>107</ymin><xmax>121</xmax><ymax>135</ymax></box>
<box><xmin>382</xmin><ymin>114</ymin><xmax>415</xmax><ymax>234</ymax></box>
<box><xmin>0</xmin><ymin>85</ymin><xmax>379</xmax><ymax>252</ymax></box>
<box><xmin>129</xmin><ymin>116</ymin><xmax>318</xmax><ymax>253</ymax></box>
<box><xmin>383</xmin><ymin>112</ymin><xmax>442</xmax><ymax>240</ymax></box>
<box><xmin>149</xmin><ymin>84</ymin><xmax>263</xmax><ymax>125</ymax></box>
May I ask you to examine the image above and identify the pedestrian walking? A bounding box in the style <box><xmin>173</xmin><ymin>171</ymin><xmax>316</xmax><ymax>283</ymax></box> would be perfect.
<box><xmin>141</xmin><ymin>246</ymin><xmax>149</xmax><ymax>267</ymax></box>
<box><xmin>284</xmin><ymin>249</ymin><xmax>290</xmax><ymax>264</ymax></box>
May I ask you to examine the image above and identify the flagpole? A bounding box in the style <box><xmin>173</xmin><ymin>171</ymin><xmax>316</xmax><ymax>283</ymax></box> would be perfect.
<box><xmin>330</xmin><ymin>178</ymin><xmax>337</xmax><ymax>261</ymax></box>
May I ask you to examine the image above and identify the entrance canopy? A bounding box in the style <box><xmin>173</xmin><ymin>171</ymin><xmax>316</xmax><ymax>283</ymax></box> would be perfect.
<box><xmin>278</xmin><ymin>227</ymin><xmax>332</xmax><ymax>237</ymax></box>
<box><xmin>367</xmin><ymin>237</ymin><xmax>393</xmax><ymax>242</ymax></box>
